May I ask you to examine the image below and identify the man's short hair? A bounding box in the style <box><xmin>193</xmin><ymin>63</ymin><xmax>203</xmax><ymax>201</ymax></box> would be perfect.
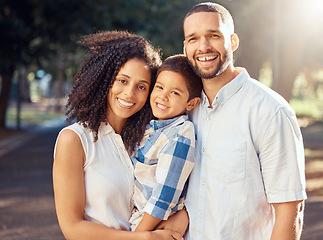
<box><xmin>184</xmin><ymin>2</ymin><xmax>235</xmax><ymax>34</ymax></box>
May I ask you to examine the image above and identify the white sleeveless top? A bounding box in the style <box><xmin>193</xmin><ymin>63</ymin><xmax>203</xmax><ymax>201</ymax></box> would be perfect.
<box><xmin>55</xmin><ymin>122</ymin><xmax>134</xmax><ymax>230</ymax></box>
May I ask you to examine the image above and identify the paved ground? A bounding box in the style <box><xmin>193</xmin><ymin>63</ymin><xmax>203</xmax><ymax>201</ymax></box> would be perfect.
<box><xmin>0</xmin><ymin>119</ymin><xmax>322</xmax><ymax>239</ymax></box>
<box><xmin>0</xmin><ymin>120</ymin><xmax>65</xmax><ymax>240</ymax></box>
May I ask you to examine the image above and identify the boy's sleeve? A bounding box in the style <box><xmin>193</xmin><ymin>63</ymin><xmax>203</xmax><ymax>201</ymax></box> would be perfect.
<box><xmin>143</xmin><ymin>122</ymin><xmax>196</xmax><ymax>220</ymax></box>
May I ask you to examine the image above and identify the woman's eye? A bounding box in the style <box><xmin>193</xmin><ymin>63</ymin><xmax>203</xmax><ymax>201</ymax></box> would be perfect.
<box><xmin>138</xmin><ymin>85</ymin><xmax>146</xmax><ymax>90</ymax></box>
<box><xmin>118</xmin><ymin>79</ymin><xmax>126</xmax><ymax>84</ymax></box>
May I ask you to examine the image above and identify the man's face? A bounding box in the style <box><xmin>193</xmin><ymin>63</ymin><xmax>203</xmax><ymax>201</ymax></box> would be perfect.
<box><xmin>183</xmin><ymin>12</ymin><xmax>233</xmax><ymax>79</ymax></box>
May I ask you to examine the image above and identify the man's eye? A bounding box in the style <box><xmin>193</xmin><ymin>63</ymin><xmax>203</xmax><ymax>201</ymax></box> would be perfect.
<box><xmin>187</xmin><ymin>37</ymin><xmax>197</xmax><ymax>43</ymax></box>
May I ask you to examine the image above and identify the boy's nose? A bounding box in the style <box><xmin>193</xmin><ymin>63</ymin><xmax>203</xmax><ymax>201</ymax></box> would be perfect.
<box><xmin>158</xmin><ymin>92</ymin><xmax>168</xmax><ymax>101</ymax></box>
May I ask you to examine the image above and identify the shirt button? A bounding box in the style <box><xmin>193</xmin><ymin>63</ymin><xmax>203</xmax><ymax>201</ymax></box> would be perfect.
<box><xmin>206</xmin><ymin>117</ymin><xmax>210</xmax><ymax>120</ymax></box>
<box><xmin>202</xmin><ymin>148</ymin><xmax>205</xmax><ymax>152</ymax></box>
<box><xmin>201</xmin><ymin>181</ymin><xmax>205</xmax><ymax>186</ymax></box>
<box><xmin>200</xmin><ymin>214</ymin><xmax>204</xmax><ymax>218</ymax></box>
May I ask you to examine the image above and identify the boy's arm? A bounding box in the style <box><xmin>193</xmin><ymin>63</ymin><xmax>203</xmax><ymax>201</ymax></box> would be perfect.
<box><xmin>135</xmin><ymin>121</ymin><xmax>195</xmax><ymax>233</ymax></box>
<box><xmin>134</xmin><ymin>212</ymin><xmax>161</xmax><ymax>231</ymax></box>
<box><xmin>143</xmin><ymin>135</ymin><xmax>195</xmax><ymax>221</ymax></box>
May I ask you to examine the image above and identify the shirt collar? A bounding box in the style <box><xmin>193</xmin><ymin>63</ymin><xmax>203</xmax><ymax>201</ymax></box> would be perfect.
<box><xmin>201</xmin><ymin>68</ymin><xmax>248</xmax><ymax>107</ymax></box>
<box><xmin>99</xmin><ymin>122</ymin><xmax>115</xmax><ymax>136</ymax></box>
<box><xmin>148</xmin><ymin>115</ymin><xmax>188</xmax><ymax>131</ymax></box>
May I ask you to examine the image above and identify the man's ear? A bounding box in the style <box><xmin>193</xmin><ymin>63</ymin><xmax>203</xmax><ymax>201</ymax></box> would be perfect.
<box><xmin>231</xmin><ymin>33</ymin><xmax>239</xmax><ymax>52</ymax></box>
<box><xmin>186</xmin><ymin>97</ymin><xmax>201</xmax><ymax>111</ymax></box>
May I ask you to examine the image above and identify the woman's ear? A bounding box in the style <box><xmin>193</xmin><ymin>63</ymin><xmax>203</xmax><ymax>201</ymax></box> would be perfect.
<box><xmin>186</xmin><ymin>97</ymin><xmax>201</xmax><ymax>111</ymax></box>
<box><xmin>231</xmin><ymin>33</ymin><xmax>239</xmax><ymax>52</ymax></box>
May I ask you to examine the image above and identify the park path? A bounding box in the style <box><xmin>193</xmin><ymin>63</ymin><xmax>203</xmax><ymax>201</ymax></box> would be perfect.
<box><xmin>0</xmin><ymin>118</ymin><xmax>322</xmax><ymax>239</ymax></box>
<box><xmin>0</xmin><ymin>120</ymin><xmax>65</xmax><ymax>240</ymax></box>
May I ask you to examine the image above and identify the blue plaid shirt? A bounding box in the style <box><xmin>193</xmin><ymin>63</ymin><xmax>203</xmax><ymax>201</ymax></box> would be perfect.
<box><xmin>131</xmin><ymin>115</ymin><xmax>196</xmax><ymax>220</ymax></box>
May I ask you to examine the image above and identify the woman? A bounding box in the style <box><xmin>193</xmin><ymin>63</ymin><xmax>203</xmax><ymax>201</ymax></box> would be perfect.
<box><xmin>53</xmin><ymin>31</ymin><xmax>182</xmax><ymax>240</ymax></box>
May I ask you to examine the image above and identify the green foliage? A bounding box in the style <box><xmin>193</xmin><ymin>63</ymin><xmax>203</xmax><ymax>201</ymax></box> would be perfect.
<box><xmin>290</xmin><ymin>98</ymin><xmax>323</xmax><ymax>120</ymax></box>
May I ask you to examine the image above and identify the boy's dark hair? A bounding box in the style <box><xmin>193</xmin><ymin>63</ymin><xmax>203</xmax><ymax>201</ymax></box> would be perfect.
<box><xmin>66</xmin><ymin>30</ymin><xmax>161</xmax><ymax>152</ymax></box>
<box><xmin>157</xmin><ymin>54</ymin><xmax>202</xmax><ymax>100</ymax></box>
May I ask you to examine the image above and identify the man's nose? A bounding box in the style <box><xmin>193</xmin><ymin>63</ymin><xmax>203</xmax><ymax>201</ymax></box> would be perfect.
<box><xmin>198</xmin><ymin>38</ymin><xmax>211</xmax><ymax>52</ymax></box>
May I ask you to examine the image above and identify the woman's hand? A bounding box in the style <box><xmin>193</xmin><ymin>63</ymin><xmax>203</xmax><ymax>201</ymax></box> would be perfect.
<box><xmin>149</xmin><ymin>229</ymin><xmax>183</xmax><ymax>240</ymax></box>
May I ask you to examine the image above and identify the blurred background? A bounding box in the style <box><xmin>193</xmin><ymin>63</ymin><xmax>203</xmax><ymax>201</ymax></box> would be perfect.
<box><xmin>0</xmin><ymin>0</ymin><xmax>323</xmax><ymax>239</ymax></box>
<box><xmin>1</xmin><ymin>0</ymin><xmax>323</xmax><ymax>131</ymax></box>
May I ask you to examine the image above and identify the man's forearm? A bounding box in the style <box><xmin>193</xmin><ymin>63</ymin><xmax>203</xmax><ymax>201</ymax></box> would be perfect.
<box><xmin>271</xmin><ymin>200</ymin><xmax>304</xmax><ymax>240</ymax></box>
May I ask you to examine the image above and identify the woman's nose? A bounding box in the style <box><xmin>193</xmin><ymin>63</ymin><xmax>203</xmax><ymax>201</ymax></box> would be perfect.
<box><xmin>123</xmin><ymin>85</ymin><xmax>135</xmax><ymax>96</ymax></box>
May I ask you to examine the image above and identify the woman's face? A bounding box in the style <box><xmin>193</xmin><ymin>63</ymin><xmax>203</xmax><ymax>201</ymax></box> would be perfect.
<box><xmin>107</xmin><ymin>58</ymin><xmax>151</xmax><ymax>129</ymax></box>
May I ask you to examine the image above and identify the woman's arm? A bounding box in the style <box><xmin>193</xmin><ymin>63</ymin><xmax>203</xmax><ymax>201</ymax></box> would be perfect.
<box><xmin>53</xmin><ymin>129</ymin><xmax>181</xmax><ymax>240</ymax></box>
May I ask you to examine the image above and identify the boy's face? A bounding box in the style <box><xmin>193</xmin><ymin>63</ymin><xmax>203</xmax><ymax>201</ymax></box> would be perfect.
<box><xmin>150</xmin><ymin>70</ymin><xmax>191</xmax><ymax>120</ymax></box>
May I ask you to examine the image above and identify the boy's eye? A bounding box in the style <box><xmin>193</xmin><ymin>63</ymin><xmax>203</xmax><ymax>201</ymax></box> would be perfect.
<box><xmin>171</xmin><ymin>91</ymin><xmax>179</xmax><ymax>96</ymax></box>
<box><xmin>155</xmin><ymin>85</ymin><xmax>163</xmax><ymax>90</ymax></box>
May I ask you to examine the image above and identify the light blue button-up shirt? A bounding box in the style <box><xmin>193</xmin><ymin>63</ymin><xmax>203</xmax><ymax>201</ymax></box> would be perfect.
<box><xmin>185</xmin><ymin>68</ymin><xmax>307</xmax><ymax>240</ymax></box>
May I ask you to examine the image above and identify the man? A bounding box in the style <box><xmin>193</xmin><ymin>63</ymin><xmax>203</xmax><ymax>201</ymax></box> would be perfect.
<box><xmin>183</xmin><ymin>2</ymin><xmax>307</xmax><ymax>240</ymax></box>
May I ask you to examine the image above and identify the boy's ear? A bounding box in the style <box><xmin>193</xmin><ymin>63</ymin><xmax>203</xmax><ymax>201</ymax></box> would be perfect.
<box><xmin>186</xmin><ymin>97</ymin><xmax>200</xmax><ymax>111</ymax></box>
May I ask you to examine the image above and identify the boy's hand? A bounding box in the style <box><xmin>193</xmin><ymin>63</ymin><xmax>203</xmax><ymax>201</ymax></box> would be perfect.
<box><xmin>155</xmin><ymin>208</ymin><xmax>189</xmax><ymax>236</ymax></box>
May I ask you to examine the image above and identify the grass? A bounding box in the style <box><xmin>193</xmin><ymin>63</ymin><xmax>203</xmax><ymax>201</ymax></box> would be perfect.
<box><xmin>6</xmin><ymin>107</ymin><xmax>64</xmax><ymax>126</ymax></box>
<box><xmin>290</xmin><ymin>98</ymin><xmax>323</xmax><ymax>120</ymax></box>
<box><xmin>5</xmin><ymin>98</ymin><xmax>66</xmax><ymax>128</ymax></box>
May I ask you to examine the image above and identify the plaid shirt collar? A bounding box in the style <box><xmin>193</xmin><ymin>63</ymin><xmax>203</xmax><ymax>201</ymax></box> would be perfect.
<box><xmin>148</xmin><ymin>115</ymin><xmax>188</xmax><ymax>132</ymax></box>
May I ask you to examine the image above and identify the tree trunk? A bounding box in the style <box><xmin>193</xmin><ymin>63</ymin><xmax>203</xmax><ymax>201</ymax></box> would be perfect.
<box><xmin>271</xmin><ymin>0</ymin><xmax>305</xmax><ymax>102</ymax></box>
<box><xmin>54</xmin><ymin>51</ymin><xmax>65</xmax><ymax>112</ymax></box>
<box><xmin>0</xmin><ymin>70</ymin><xmax>14</xmax><ymax>129</ymax></box>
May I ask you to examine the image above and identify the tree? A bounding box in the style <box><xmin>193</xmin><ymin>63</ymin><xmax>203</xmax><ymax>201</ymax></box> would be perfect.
<box><xmin>0</xmin><ymin>0</ymin><xmax>34</xmax><ymax>129</ymax></box>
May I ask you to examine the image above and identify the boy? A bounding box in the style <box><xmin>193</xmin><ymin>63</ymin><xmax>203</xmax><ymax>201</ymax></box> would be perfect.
<box><xmin>130</xmin><ymin>54</ymin><xmax>202</xmax><ymax>233</ymax></box>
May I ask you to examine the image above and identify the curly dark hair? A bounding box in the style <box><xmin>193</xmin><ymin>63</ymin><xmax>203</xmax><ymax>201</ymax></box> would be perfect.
<box><xmin>65</xmin><ymin>31</ymin><xmax>162</xmax><ymax>153</ymax></box>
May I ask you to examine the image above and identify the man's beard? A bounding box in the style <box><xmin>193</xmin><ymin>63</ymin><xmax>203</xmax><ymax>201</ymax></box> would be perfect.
<box><xmin>190</xmin><ymin>51</ymin><xmax>232</xmax><ymax>79</ymax></box>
